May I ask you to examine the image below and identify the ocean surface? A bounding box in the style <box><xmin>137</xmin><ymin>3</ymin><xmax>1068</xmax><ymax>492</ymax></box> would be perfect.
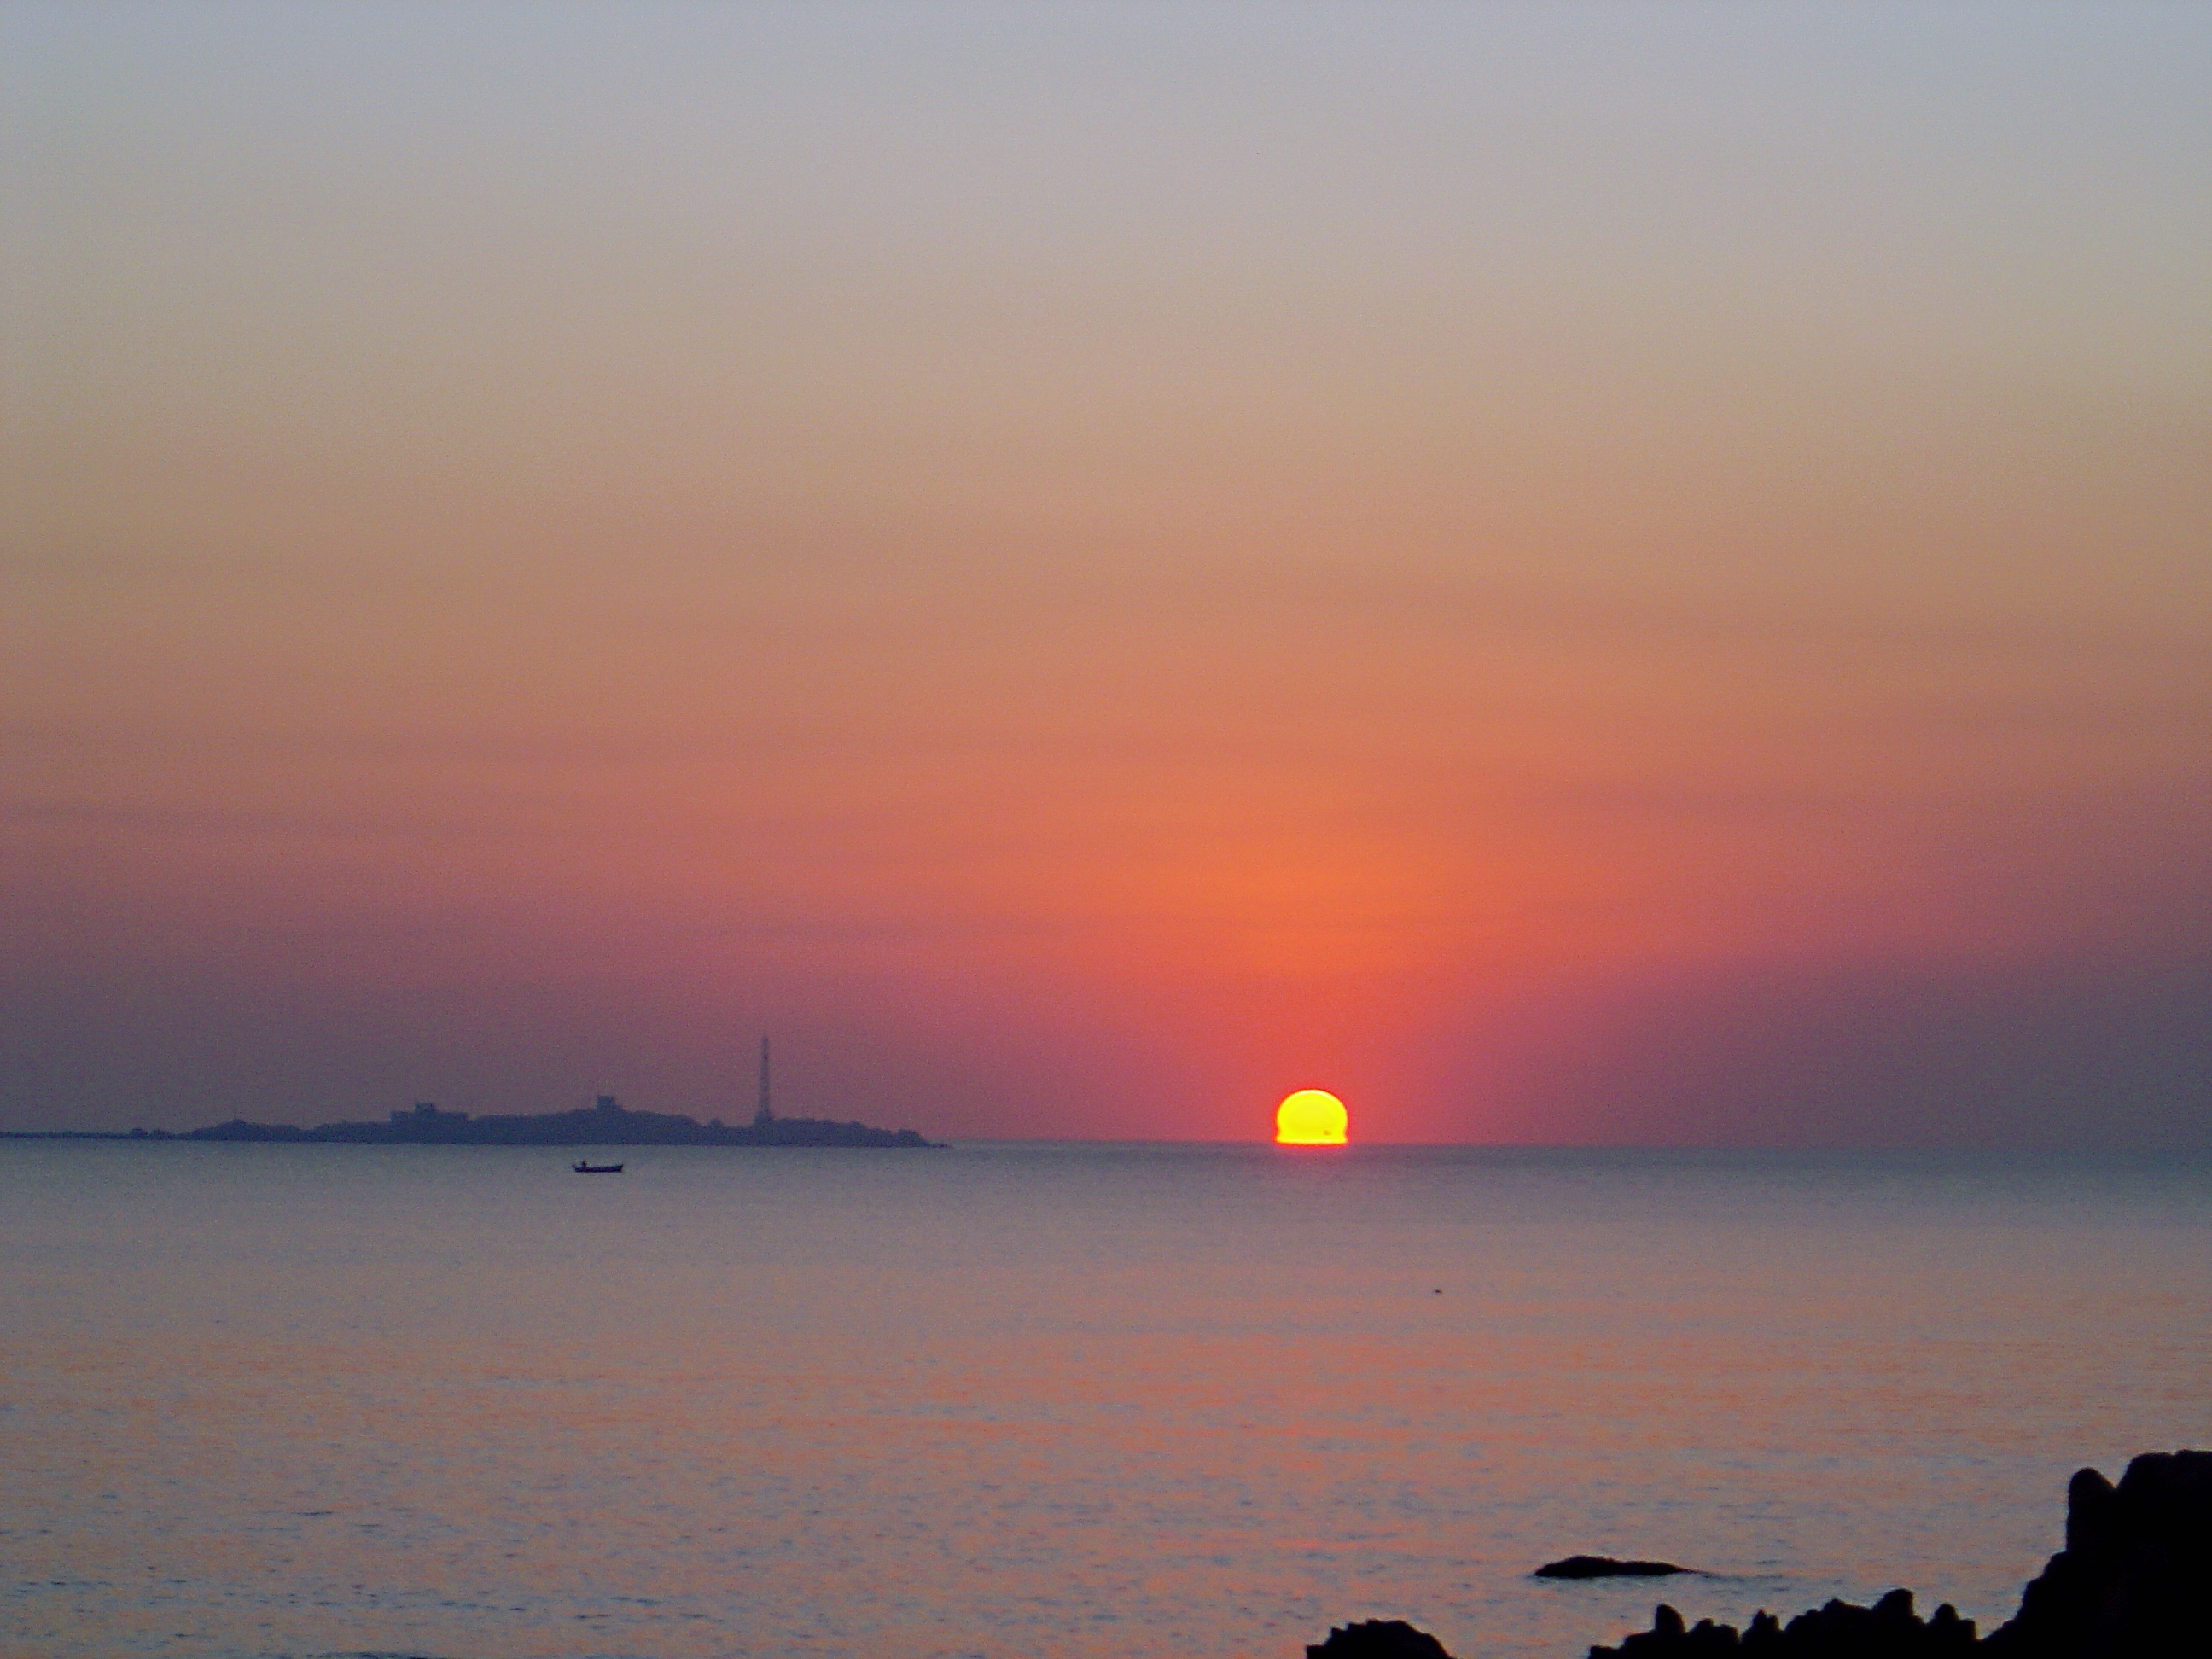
<box><xmin>2</xmin><ymin>1141</ymin><xmax>2207</xmax><ymax>1659</ymax></box>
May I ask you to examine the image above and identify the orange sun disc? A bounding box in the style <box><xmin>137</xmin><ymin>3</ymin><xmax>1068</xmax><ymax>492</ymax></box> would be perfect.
<box><xmin>1275</xmin><ymin>1089</ymin><xmax>1348</xmax><ymax>1145</ymax></box>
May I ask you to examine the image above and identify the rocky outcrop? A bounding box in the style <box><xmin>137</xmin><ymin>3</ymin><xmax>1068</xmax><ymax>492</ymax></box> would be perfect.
<box><xmin>1308</xmin><ymin>1449</ymin><xmax>2209</xmax><ymax>1659</ymax></box>
<box><xmin>1537</xmin><ymin>1556</ymin><xmax>1697</xmax><ymax>1579</ymax></box>
<box><xmin>1575</xmin><ymin>1449</ymin><xmax>2211</xmax><ymax>1658</ymax></box>
<box><xmin>1589</xmin><ymin>1589</ymin><xmax>1977</xmax><ymax>1656</ymax></box>
<box><xmin>1981</xmin><ymin>1449</ymin><xmax>2212</xmax><ymax>1656</ymax></box>
<box><xmin>1306</xmin><ymin>1619</ymin><xmax>1457</xmax><ymax>1658</ymax></box>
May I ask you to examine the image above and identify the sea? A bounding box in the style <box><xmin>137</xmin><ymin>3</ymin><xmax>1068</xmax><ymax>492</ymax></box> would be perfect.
<box><xmin>2</xmin><ymin>1140</ymin><xmax>2207</xmax><ymax>1659</ymax></box>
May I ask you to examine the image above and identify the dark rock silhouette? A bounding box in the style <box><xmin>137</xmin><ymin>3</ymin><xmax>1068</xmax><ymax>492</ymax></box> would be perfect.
<box><xmin>1306</xmin><ymin>1620</ymin><xmax>1456</xmax><ymax>1659</ymax></box>
<box><xmin>1572</xmin><ymin>1450</ymin><xmax>2210</xmax><ymax>1657</ymax></box>
<box><xmin>1589</xmin><ymin>1589</ymin><xmax>1978</xmax><ymax>1656</ymax></box>
<box><xmin>1537</xmin><ymin>1555</ymin><xmax>1697</xmax><ymax>1579</ymax></box>
<box><xmin>1982</xmin><ymin>1449</ymin><xmax>2212</xmax><ymax>1656</ymax></box>
<box><xmin>1313</xmin><ymin>1449</ymin><xmax>2209</xmax><ymax>1659</ymax></box>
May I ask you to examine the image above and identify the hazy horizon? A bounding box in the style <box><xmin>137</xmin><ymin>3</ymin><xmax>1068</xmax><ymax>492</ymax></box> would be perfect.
<box><xmin>6</xmin><ymin>3</ymin><xmax>2209</xmax><ymax>1147</ymax></box>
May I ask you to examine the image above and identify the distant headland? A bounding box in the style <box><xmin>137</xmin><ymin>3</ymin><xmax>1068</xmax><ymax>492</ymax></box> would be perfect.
<box><xmin>3</xmin><ymin>1093</ymin><xmax>941</xmax><ymax>1149</ymax></box>
<box><xmin>4</xmin><ymin>1036</ymin><xmax>943</xmax><ymax>1149</ymax></box>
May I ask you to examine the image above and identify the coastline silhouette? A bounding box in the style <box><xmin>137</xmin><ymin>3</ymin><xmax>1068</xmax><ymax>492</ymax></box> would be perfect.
<box><xmin>4</xmin><ymin>1092</ymin><xmax>940</xmax><ymax>1149</ymax></box>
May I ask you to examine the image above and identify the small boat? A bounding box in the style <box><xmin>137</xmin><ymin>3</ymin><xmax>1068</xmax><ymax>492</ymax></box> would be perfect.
<box><xmin>572</xmin><ymin>1160</ymin><xmax>625</xmax><ymax>1174</ymax></box>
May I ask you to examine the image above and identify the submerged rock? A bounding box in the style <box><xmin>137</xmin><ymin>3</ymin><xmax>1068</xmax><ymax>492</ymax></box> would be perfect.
<box><xmin>1537</xmin><ymin>1555</ymin><xmax>1697</xmax><ymax>1579</ymax></box>
<box><xmin>1306</xmin><ymin>1619</ymin><xmax>1457</xmax><ymax>1659</ymax></box>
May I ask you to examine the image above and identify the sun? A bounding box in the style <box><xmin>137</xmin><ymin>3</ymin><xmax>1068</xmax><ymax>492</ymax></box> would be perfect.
<box><xmin>1275</xmin><ymin>1089</ymin><xmax>1348</xmax><ymax>1146</ymax></box>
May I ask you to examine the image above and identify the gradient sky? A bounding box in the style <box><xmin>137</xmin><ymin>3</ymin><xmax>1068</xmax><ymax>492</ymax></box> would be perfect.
<box><xmin>5</xmin><ymin>3</ymin><xmax>2209</xmax><ymax>1144</ymax></box>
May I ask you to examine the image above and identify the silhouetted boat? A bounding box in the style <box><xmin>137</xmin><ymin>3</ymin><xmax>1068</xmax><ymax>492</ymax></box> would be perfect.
<box><xmin>572</xmin><ymin>1160</ymin><xmax>625</xmax><ymax>1174</ymax></box>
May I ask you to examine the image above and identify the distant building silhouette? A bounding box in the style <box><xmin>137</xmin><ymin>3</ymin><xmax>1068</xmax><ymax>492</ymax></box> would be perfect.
<box><xmin>392</xmin><ymin>1101</ymin><xmax>469</xmax><ymax>1126</ymax></box>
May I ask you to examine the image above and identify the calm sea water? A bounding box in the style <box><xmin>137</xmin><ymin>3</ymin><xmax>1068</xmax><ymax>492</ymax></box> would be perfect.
<box><xmin>2</xmin><ymin>1141</ymin><xmax>2207</xmax><ymax>1659</ymax></box>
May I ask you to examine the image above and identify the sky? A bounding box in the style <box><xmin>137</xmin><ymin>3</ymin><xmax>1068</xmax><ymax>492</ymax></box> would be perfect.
<box><xmin>4</xmin><ymin>2</ymin><xmax>2208</xmax><ymax>1144</ymax></box>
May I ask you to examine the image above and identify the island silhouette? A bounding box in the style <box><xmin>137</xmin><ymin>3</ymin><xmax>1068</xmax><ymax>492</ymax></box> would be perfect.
<box><xmin>3</xmin><ymin>1095</ymin><xmax>940</xmax><ymax>1148</ymax></box>
<box><xmin>5</xmin><ymin>1038</ymin><xmax>942</xmax><ymax>1149</ymax></box>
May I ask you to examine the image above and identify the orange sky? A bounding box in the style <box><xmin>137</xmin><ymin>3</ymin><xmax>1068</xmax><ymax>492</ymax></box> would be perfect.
<box><xmin>5</xmin><ymin>4</ymin><xmax>2209</xmax><ymax>1143</ymax></box>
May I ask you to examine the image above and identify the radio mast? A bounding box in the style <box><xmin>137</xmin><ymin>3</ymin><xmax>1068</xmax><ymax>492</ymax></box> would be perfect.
<box><xmin>754</xmin><ymin>1036</ymin><xmax>773</xmax><ymax>1127</ymax></box>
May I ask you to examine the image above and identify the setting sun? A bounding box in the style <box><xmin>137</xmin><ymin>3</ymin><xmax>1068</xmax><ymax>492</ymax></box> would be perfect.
<box><xmin>1274</xmin><ymin>1089</ymin><xmax>1349</xmax><ymax>1145</ymax></box>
